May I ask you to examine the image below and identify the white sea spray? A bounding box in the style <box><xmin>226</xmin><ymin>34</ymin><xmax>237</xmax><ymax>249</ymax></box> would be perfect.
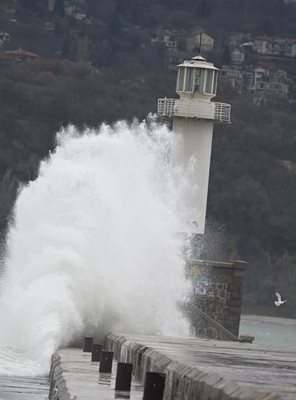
<box><xmin>0</xmin><ymin>120</ymin><xmax>189</xmax><ymax>375</ymax></box>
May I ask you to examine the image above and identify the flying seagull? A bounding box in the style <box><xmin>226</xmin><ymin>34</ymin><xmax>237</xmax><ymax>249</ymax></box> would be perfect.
<box><xmin>274</xmin><ymin>292</ymin><xmax>287</xmax><ymax>307</ymax></box>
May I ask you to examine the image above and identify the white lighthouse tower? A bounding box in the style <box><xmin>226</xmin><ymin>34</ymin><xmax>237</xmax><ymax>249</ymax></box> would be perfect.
<box><xmin>158</xmin><ymin>56</ymin><xmax>231</xmax><ymax>238</ymax></box>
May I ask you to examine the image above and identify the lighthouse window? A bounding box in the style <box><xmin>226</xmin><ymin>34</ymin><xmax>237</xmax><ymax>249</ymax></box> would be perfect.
<box><xmin>213</xmin><ymin>71</ymin><xmax>218</xmax><ymax>94</ymax></box>
<box><xmin>194</xmin><ymin>69</ymin><xmax>205</xmax><ymax>93</ymax></box>
<box><xmin>205</xmin><ymin>70</ymin><xmax>214</xmax><ymax>93</ymax></box>
<box><xmin>185</xmin><ymin>67</ymin><xmax>194</xmax><ymax>91</ymax></box>
<box><xmin>177</xmin><ymin>67</ymin><xmax>185</xmax><ymax>91</ymax></box>
<box><xmin>194</xmin><ymin>69</ymin><xmax>201</xmax><ymax>91</ymax></box>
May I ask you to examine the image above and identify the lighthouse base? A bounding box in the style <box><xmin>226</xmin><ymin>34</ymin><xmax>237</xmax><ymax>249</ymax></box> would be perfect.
<box><xmin>184</xmin><ymin>259</ymin><xmax>247</xmax><ymax>339</ymax></box>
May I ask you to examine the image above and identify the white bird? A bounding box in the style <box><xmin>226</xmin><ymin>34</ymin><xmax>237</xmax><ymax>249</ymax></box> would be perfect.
<box><xmin>274</xmin><ymin>292</ymin><xmax>287</xmax><ymax>306</ymax></box>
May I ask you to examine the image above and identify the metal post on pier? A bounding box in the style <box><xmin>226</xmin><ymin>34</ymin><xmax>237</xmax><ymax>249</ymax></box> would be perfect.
<box><xmin>91</xmin><ymin>344</ymin><xmax>102</xmax><ymax>362</ymax></box>
<box><xmin>99</xmin><ymin>351</ymin><xmax>114</xmax><ymax>373</ymax></box>
<box><xmin>83</xmin><ymin>337</ymin><xmax>93</xmax><ymax>352</ymax></box>
<box><xmin>115</xmin><ymin>362</ymin><xmax>133</xmax><ymax>398</ymax></box>
<box><xmin>142</xmin><ymin>372</ymin><xmax>166</xmax><ymax>400</ymax></box>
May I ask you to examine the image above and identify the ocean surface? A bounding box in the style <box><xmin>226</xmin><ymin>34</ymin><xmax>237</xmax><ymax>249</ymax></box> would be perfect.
<box><xmin>240</xmin><ymin>315</ymin><xmax>296</xmax><ymax>349</ymax></box>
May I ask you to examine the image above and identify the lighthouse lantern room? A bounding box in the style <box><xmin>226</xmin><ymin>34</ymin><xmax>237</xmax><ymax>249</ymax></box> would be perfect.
<box><xmin>176</xmin><ymin>56</ymin><xmax>218</xmax><ymax>98</ymax></box>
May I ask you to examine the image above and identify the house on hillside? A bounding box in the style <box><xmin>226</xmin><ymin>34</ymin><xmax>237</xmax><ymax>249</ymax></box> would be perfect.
<box><xmin>0</xmin><ymin>48</ymin><xmax>40</xmax><ymax>62</ymax></box>
<box><xmin>162</xmin><ymin>34</ymin><xmax>178</xmax><ymax>51</ymax></box>
<box><xmin>220</xmin><ymin>62</ymin><xmax>291</xmax><ymax>101</ymax></box>
<box><xmin>186</xmin><ymin>29</ymin><xmax>214</xmax><ymax>53</ymax></box>
<box><xmin>231</xmin><ymin>48</ymin><xmax>245</xmax><ymax>65</ymax></box>
<box><xmin>252</xmin><ymin>67</ymin><xmax>290</xmax><ymax>98</ymax></box>
<box><xmin>253</xmin><ymin>36</ymin><xmax>296</xmax><ymax>58</ymax></box>
<box><xmin>151</xmin><ymin>29</ymin><xmax>179</xmax><ymax>52</ymax></box>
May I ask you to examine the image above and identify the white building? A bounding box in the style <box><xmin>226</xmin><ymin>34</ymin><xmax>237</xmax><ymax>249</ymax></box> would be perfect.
<box><xmin>254</xmin><ymin>36</ymin><xmax>296</xmax><ymax>58</ymax></box>
<box><xmin>231</xmin><ymin>48</ymin><xmax>245</xmax><ymax>65</ymax></box>
<box><xmin>252</xmin><ymin>67</ymin><xmax>289</xmax><ymax>98</ymax></box>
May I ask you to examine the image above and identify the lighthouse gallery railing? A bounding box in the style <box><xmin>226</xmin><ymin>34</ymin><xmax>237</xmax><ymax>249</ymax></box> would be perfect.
<box><xmin>157</xmin><ymin>98</ymin><xmax>231</xmax><ymax>123</ymax></box>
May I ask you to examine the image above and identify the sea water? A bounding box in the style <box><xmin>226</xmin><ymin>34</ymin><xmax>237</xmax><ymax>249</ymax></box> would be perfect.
<box><xmin>0</xmin><ymin>120</ymin><xmax>190</xmax><ymax>383</ymax></box>
<box><xmin>240</xmin><ymin>315</ymin><xmax>296</xmax><ymax>350</ymax></box>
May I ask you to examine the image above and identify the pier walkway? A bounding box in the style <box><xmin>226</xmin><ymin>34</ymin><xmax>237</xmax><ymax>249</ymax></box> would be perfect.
<box><xmin>49</xmin><ymin>333</ymin><xmax>296</xmax><ymax>400</ymax></box>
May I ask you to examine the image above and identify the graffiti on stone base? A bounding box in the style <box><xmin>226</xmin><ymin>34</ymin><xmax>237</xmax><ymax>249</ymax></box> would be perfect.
<box><xmin>194</xmin><ymin>277</ymin><xmax>212</xmax><ymax>296</ymax></box>
<box><xmin>194</xmin><ymin>279</ymin><xmax>228</xmax><ymax>305</ymax></box>
<box><xmin>186</xmin><ymin>265</ymin><xmax>229</xmax><ymax>305</ymax></box>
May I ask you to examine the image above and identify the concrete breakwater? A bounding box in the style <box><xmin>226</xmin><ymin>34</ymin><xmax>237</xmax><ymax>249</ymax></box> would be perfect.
<box><xmin>49</xmin><ymin>332</ymin><xmax>296</xmax><ymax>400</ymax></box>
<box><xmin>106</xmin><ymin>333</ymin><xmax>287</xmax><ymax>400</ymax></box>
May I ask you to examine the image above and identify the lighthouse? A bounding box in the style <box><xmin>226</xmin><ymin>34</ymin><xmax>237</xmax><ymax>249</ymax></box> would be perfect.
<box><xmin>157</xmin><ymin>57</ymin><xmax>247</xmax><ymax>340</ymax></box>
<box><xmin>158</xmin><ymin>56</ymin><xmax>231</xmax><ymax>241</ymax></box>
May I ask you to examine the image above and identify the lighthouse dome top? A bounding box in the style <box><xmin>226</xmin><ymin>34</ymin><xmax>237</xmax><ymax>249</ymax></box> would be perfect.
<box><xmin>178</xmin><ymin>55</ymin><xmax>219</xmax><ymax>71</ymax></box>
<box><xmin>176</xmin><ymin>55</ymin><xmax>219</xmax><ymax>98</ymax></box>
